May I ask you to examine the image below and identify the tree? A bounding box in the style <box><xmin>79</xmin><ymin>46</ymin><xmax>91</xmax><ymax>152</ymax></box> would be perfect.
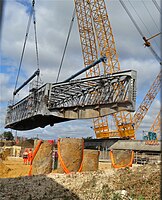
<box><xmin>1</xmin><ymin>131</ymin><xmax>14</xmax><ymax>140</ymax></box>
<box><xmin>82</xmin><ymin>136</ymin><xmax>93</xmax><ymax>140</ymax></box>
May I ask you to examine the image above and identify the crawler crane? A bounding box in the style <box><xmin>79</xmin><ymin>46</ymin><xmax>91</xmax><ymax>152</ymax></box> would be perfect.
<box><xmin>74</xmin><ymin>0</ymin><xmax>160</xmax><ymax>139</ymax></box>
<box><xmin>5</xmin><ymin>0</ymin><xmax>136</xmax><ymax>131</ymax></box>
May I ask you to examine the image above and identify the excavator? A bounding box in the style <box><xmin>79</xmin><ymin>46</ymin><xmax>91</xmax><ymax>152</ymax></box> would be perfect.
<box><xmin>74</xmin><ymin>0</ymin><xmax>160</xmax><ymax>140</ymax></box>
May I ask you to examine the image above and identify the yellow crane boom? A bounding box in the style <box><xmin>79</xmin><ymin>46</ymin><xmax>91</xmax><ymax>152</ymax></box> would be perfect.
<box><xmin>133</xmin><ymin>71</ymin><xmax>161</xmax><ymax>131</ymax></box>
<box><xmin>74</xmin><ymin>0</ymin><xmax>160</xmax><ymax>139</ymax></box>
<box><xmin>149</xmin><ymin>111</ymin><xmax>160</xmax><ymax>134</ymax></box>
<box><xmin>74</xmin><ymin>0</ymin><xmax>100</xmax><ymax>77</ymax></box>
<box><xmin>74</xmin><ymin>0</ymin><xmax>122</xmax><ymax>139</ymax></box>
<box><xmin>114</xmin><ymin>70</ymin><xmax>161</xmax><ymax>138</ymax></box>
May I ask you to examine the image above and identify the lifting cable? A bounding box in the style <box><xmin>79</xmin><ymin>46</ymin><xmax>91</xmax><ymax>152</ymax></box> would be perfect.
<box><xmin>56</xmin><ymin>8</ymin><xmax>75</xmax><ymax>83</ymax></box>
<box><xmin>128</xmin><ymin>0</ymin><xmax>159</xmax><ymax>49</ymax></box>
<box><xmin>13</xmin><ymin>1</ymin><xmax>34</xmax><ymax>99</ymax></box>
<box><xmin>32</xmin><ymin>0</ymin><xmax>40</xmax><ymax>86</ymax></box>
<box><xmin>152</xmin><ymin>0</ymin><xmax>161</xmax><ymax>14</ymax></box>
<box><xmin>128</xmin><ymin>0</ymin><xmax>152</xmax><ymax>36</ymax></box>
<box><xmin>141</xmin><ymin>0</ymin><xmax>160</xmax><ymax>32</ymax></box>
<box><xmin>13</xmin><ymin>0</ymin><xmax>40</xmax><ymax>102</ymax></box>
<box><xmin>119</xmin><ymin>0</ymin><xmax>162</xmax><ymax>65</ymax></box>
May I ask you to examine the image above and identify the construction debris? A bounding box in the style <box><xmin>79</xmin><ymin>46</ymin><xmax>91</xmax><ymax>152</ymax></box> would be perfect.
<box><xmin>0</xmin><ymin>157</ymin><xmax>29</xmax><ymax>178</ymax></box>
<box><xmin>0</xmin><ymin>161</ymin><xmax>11</xmax><ymax>177</ymax></box>
<box><xmin>0</xmin><ymin>162</ymin><xmax>160</xmax><ymax>200</ymax></box>
<box><xmin>0</xmin><ymin>148</ymin><xmax>12</xmax><ymax>161</ymax></box>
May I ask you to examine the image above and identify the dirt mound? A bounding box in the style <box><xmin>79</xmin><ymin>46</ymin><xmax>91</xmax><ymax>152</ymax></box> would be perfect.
<box><xmin>48</xmin><ymin>164</ymin><xmax>160</xmax><ymax>199</ymax></box>
<box><xmin>0</xmin><ymin>148</ymin><xmax>12</xmax><ymax>161</ymax></box>
<box><xmin>0</xmin><ymin>158</ymin><xmax>160</xmax><ymax>199</ymax></box>
<box><xmin>0</xmin><ymin>161</ymin><xmax>11</xmax><ymax>177</ymax></box>
<box><xmin>0</xmin><ymin>175</ymin><xmax>80</xmax><ymax>200</ymax></box>
<box><xmin>0</xmin><ymin>157</ymin><xmax>30</xmax><ymax>178</ymax></box>
<box><xmin>113</xmin><ymin>164</ymin><xmax>161</xmax><ymax>200</ymax></box>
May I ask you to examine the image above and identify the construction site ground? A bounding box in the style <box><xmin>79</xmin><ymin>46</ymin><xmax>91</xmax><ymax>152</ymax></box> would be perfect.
<box><xmin>0</xmin><ymin>157</ymin><xmax>160</xmax><ymax>200</ymax></box>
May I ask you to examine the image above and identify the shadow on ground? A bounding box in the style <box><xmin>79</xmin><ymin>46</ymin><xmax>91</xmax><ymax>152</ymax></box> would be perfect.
<box><xmin>0</xmin><ymin>175</ymin><xmax>80</xmax><ymax>200</ymax></box>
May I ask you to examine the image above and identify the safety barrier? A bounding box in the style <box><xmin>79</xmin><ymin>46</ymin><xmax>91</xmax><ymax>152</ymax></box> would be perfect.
<box><xmin>145</xmin><ymin>140</ymin><xmax>159</xmax><ymax>145</ymax></box>
<box><xmin>109</xmin><ymin>149</ymin><xmax>134</xmax><ymax>169</ymax></box>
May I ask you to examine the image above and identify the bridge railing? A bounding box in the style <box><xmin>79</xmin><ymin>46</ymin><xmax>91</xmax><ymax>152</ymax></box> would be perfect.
<box><xmin>5</xmin><ymin>83</ymin><xmax>48</xmax><ymax>125</ymax></box>
<box><xmin>5</xmin><ymin>70</ymin><xmax>137</xmax><ymax>130</ymax></box>
<box><xmin>49</xmin><ymin>70</ymin><xmax>136</xmax><ymax>110</ymax></box>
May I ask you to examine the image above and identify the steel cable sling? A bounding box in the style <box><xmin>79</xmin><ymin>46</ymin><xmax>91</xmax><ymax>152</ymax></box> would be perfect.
<box><xmin>13</xmin><ymin>0</ymin><xmax>40</xmax><ymax>102</ymax></box>
<box><xmin>32</xmin><ymin>0</ymin><xmax>40</xmax><ymax>86</ymax></box>
<box><xmin>119</xmin><ymin>0</ymin><xmax>161</xmax><ymax>65</ymax></box>
<box><xmin>56</xmin><ymin>8</ymin><xmax>76</xmax><ymax>83</ymax></box>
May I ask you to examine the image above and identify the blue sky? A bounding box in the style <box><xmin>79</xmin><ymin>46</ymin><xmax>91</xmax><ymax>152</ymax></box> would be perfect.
<box><xmin>0</xmin><ymin>0</ymin><xmax>161</xmax><ymax>140</ymax></box>
<box><xmin>16</xmin><ymin>0</ymin><xmax>32</xmax><ymax>14</ymax></box>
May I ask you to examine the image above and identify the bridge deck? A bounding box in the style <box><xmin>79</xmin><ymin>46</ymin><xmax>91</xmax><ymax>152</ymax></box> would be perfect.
<box><xmin>5</xmin><ymin>70</ymin><xmax>136</xmax><ymax>130</ymax></box>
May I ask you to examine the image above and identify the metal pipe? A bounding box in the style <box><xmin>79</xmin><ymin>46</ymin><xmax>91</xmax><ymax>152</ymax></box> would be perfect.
<box><xmin>13</xmin><ymin>69</ymin><xmax>40</xmax><ymax>96</ymax></box>
<box><xmin>147</xmin><ymin>32</ymin><xmax>161</xmax><ymax>41</ymax></box>
<box><xmin>64</xmin><ymin>56</ymin><xmax>107</xmax><ymax>82</ymax></box>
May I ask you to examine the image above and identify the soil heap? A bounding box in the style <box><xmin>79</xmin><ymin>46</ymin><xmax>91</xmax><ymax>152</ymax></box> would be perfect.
<box><xmin>0</xmin><ymin>164</ymin><xmax>160</xmax><ymax>200</ymax></box>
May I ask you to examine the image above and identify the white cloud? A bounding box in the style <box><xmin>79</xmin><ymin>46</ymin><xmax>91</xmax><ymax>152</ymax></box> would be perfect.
<box><xmin>0</xmin><ymin>0</ymin><xmax>160</xmax><ymax>139</ymax></box>
<box><xmin>10</xmin><ymin>119</ymin><xmax>95</xmax><ymax>140</ymax></box>
<box><xmin>0</xmin><ymin>73</ymin><xmax>13</xmax><ymax>102</ymax></box>
<box><xmin>136</xmin><ymin>98</ymin><xmax>160</xmax><ymax>139</ymax></box>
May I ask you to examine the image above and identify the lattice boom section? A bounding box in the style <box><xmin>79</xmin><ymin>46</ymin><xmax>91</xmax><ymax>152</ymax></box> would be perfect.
<box><xmin>5</xmin><ymin>70</ymin><xmax>136</xmax><ymax>131</ymax></box>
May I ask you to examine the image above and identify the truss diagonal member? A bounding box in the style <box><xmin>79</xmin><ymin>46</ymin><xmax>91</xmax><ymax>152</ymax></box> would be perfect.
<box><xmin>5</xmin><ymin>70</ymin><xmax>136</xmax><ymax>131</ymax></box>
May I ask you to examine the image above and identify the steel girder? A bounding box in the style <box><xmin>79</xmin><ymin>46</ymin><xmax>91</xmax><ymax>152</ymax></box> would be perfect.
<box><xmin>5</xmin><ymin>70</ymin><xmax>136</xmax><ymax>131</ymax></box>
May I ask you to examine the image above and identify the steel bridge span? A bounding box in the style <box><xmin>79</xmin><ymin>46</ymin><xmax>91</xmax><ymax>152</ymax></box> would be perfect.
<box><xmin>5</xmin><ymin>70</ymin><xmax>136</xmax><ymax>131</ymax></box>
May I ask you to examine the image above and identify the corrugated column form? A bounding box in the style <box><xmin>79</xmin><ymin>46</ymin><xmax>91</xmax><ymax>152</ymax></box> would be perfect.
<box><xmin>110</xmin><ymin>149</ymin><xmax>134</xmax><ymax>168</ymax></box>
<box><xmin>82</xmin><ymin>149</ymin><xmax>99</xmax><ymax>171</ymax></box>
<box><xmin>57</xmin><ymin>138</ymin><xmax>84</xmax><ymax>173</ymax></box>
<box><xmin>32</xmin><ymin>141</ymin><xmax>53</xmax><ymax>175</ymax></box>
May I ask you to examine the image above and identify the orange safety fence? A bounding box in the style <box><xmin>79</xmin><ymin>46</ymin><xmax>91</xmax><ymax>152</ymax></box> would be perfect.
<box><xmin>57</xmin><ymin>138</ymin><xmax>84</xmax><ymax>174</ymax></box>
<box><xmin>109</xmin><ymin>149</ymin><xmax>134</xmax><ymax>169</ymax></box>
<box><xmin>28</xmin><ymin>140</ymin><xmax>43</xmax><ymax>176</ymax></box>
<box><xmin>145</xmin><ymin>140</ymin><xmax>159</xmax><ymax>145</ymax></box>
